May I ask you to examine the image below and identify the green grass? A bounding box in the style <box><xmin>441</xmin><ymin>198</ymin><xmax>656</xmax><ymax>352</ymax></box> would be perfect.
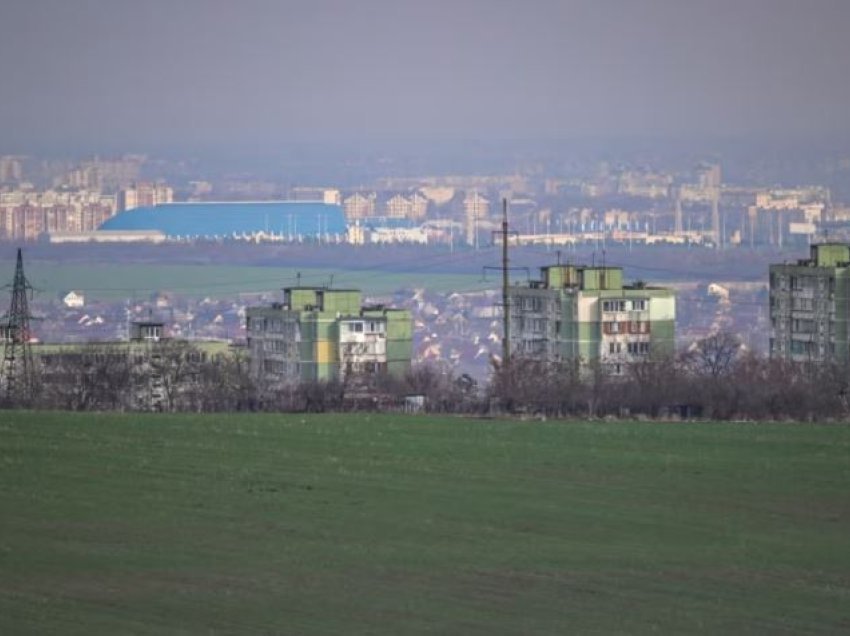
<box><xmin>26</xmin><ymin>263</ymin><xmax>488</xmax><ymax>301</ymax></box>
<box><xmin>1</xmin><ymin>412</ymin><xmax>849</xmax><ymax>634</ymax></box>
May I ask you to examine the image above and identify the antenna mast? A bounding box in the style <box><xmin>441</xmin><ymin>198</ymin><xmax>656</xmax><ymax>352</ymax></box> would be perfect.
<box><xmin>2</xmin><ymin>248</ymin><xmax>36</xmax><ymax>403</ymax></box>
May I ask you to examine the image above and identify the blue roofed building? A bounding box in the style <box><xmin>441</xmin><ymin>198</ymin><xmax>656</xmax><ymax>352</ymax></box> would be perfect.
<box><xmin>99</xmin><ymin>201</ymin><xmax>346</xmax><ymax>241</ymax></box>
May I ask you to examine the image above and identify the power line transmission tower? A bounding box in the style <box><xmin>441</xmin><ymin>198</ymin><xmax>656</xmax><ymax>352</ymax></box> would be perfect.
<box><xmin>485</xmin><ymin>199</ymin><xmax>526</xmax><ymax>369</ymax></box>
<box><xmin>1</xmin><ymin>248</ymin><xmax>36</xmax><ymax>403</ymax></box>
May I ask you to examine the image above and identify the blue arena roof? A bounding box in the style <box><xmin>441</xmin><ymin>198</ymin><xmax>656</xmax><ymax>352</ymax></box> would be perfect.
<box><xmin>99</xmin><ymin>201</ymin><xmax>346</xmax><ymax>239</ymax></box>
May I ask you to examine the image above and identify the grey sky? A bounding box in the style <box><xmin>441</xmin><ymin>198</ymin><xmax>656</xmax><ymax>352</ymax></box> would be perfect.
<box><xmin>2</xmin><ymin>0</ymin><xmax>849</xmax><ymax>151</ymax></box>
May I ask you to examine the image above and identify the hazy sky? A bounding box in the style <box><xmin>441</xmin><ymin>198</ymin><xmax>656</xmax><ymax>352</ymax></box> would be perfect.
<box><xmin>2</xmin><ymin>0</ymin><xmax>849</xmax><ymax>152</ymax></box>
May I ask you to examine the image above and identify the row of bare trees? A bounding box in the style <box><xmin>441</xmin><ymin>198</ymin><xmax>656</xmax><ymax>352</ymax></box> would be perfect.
<box><xmin>6</xmin><ymin>341</ymin><xmax>480</xmax><ymax>414</ymax></box>
<box><xmin>490</xmin><ymin>331</ymin><xmax>850</xmax><ymax>421</ymax></box>
<box><xmin>6</xmin><ymin>331</ymin><xmax>850</xmax><ymax>420</ymax></box>
<box><xmin>14</xmin><ymin>342</ymin><xmax>257</xmax><ymax>412</ymax></box>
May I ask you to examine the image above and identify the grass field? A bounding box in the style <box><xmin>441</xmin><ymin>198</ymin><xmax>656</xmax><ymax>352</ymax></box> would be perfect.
<box><xmin>24</xmin><ymin>263</ymin><xmax>489</xmax><ymax>301</ymax></box>
<box><xmin>1</xmin><ymin>412</ymin><xmax>849</xmax><ymax>634</ymax></box>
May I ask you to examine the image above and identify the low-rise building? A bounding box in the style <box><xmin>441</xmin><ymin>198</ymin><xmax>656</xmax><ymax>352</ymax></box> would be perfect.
<box><xmin>35</xmin><ymin>319</ymin><xmax>232</xmax><ymax>411</ymax></box>
<box><xmin>246</xmin><ymin>287</ymin><xmax>412</xmax><ymax>387</ymax></box>
<box><xmin>509</xmin><ymin>264</ymin><xmax>676</xmax><ymax>374</ymax></box>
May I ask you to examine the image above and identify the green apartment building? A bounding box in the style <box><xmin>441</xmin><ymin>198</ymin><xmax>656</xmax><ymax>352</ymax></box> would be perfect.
<box><xmin>509</xmin><ymin>264</ymin><xmax>676</xmax><ymax>374</ymax></box>
<box><xmin>769</xmin><ymin>243</ymin><xmax>850</xmax><ymax>363</ymax></box>
<box><xmin>246</xmin><ymin>287</ymin><xmax>412</xmax><ymax>386</ymax></box>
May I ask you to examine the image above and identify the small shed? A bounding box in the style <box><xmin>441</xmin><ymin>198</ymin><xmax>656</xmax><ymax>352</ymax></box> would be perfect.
<box><xmin>404</xmin><ymin>394</ymin><xmax>426</xmax><ymax>414</ymax></box>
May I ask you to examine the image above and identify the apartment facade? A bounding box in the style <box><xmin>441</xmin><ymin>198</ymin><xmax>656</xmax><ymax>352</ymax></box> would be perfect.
<box><xmin>769</xmin><ymin>243</ymin><xmax>850</xmax><ymax>363</ymax></box>
<box><xmin>509</xmin><ymin>264</ymin><xmax>676</xmax><ymax>374</ymax></box>
<box><xmin>247</xmin><ymin>287</ymin><xmax>412</xmax><ymax>387</ymax></box>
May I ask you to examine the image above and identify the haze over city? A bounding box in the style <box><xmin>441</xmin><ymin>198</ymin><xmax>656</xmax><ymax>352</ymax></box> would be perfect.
<box><xmin>2</xmin><ymin>0</ymin><xmax>850</xmax><ymax>153</ymax></box>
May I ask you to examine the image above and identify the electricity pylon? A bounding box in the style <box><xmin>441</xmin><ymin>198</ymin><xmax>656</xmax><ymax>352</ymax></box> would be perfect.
<box><xmin>1</xmin><ymin>248</ymin><xmax>36</xmax><ymax>403</ymax></box>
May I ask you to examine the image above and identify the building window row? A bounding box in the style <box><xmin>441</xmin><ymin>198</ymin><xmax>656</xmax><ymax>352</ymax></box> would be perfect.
<box><xmin>602</xmin><ymin>299</ymin><xmax>647</xmax><ymax>313</ymax></box>
<box><xmin>607</xmin><ymin>341</ymin><xmax>650</xmax><ymax>355</ymax></box>
<box><xmin>519</xmin><ymin>297</ymin><xmax>544</xmax><ymax>312</ymax></box>
<box><xmin>603</xmin><ymin>321</ymin><xmax>650</xmax><ymax>335</ymax></box>
<box><xmin>344</xmin><ymin>321</ymin><xmax>385</xmax><ymax>334</ymax></box>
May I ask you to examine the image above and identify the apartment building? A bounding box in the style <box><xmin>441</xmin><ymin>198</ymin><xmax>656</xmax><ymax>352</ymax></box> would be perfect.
<box><xmin>342</xmin><ymin>192</ymin><xmax>377</xmax><ymax>220</ymax></box>
<box><xmin>769</xmin><ymin>243</ymin><xmax>850</xmax><ymax>363</ymax></box>
<box><xmin>463</xmin><ymin>190</ymin><xmax>489</xmax><ymax>247</ymax></box>
<box><xmin>509</xmin><ymin>264</ymin><xmax>676</xmax><ymax>374</ymax></box>
<box><xmin>118</xmin><ymin>183</ymin><xmax>174</xmax><ymax>211</ymax></box>
<box><xmin>0</xmin><ymin>189</ymin><xmax>117</xmax><ymax>241</ymax></box>
<box><xmin>246</xmin><ymin>287</ymin><xmax>412</xmax><ymax>387</ymax></box>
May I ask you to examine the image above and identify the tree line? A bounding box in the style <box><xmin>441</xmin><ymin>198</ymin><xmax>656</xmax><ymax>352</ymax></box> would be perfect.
<box><xmin>3</xmin><ymin>331</ymin><xmax>849</xmax><ymax>421</ymax></box>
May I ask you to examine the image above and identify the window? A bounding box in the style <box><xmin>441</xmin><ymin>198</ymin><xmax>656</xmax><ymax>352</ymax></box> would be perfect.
<box><xmin>602</xmin><ymin>300</ymin><xmax>627</xmax><ymax>312</ymax></box>
<box><xmin>365</xmin><ymin>321</ymin><xmax>385</xmax><ymax>333</ymax></box>
<box><xmin>792</xmin><ymin>297</ymin><xmax>814</xmax><ymax>311</ymax></box>
<box><xmin>604</xmin><ymin>321</ymin><xmax>620</xmax><ymax>334</ymax></box>
<box><xmin>632</xmin><ymin>300</ymin><xmax>647</xmax><ymax>311</ymax></box>
<box><xmin>792</xmin><ymin>319</ymin><xmax>815</xmax><ymax>334</ymax></box>
<box><xmin>626</xmin><ymin>342</ymin><xmax>650</xmax><ymax>355</ymax></box>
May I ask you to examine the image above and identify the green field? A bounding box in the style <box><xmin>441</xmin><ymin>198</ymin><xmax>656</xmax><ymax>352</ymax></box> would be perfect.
<box><xmin>24</xmin><ymin>263</ymin><xmax>489</xmax><ymax>301</ymax></box>
<box><xmin>1</xmin><ymin>412</ymin><xmax>849</xmax><ymax>634</ymax></box>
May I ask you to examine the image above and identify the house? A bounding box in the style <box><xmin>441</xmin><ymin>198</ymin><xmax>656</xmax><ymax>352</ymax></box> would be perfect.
<box><xmin>62</xmin><ymin>290</ymin><xmax>85</xmax><ymax>309</ymax></box>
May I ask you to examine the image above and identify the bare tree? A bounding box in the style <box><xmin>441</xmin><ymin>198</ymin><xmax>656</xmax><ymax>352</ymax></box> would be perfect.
<box><xmin>685</xmin><ymin>331</ymin><xmax>743</xmax><ymax>379</ymax></box>
<box><xmin>38</xmin><ymin>345</ymin><xmax>132</xmax><ymax>411</ymax></box>
<box><xmin>490</xmin><ymin>357</ymin><xmax>582</xmax><ymax>417</ymax></box>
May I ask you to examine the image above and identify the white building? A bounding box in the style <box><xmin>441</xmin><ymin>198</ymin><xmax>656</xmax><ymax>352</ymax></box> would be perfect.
<box><xmin>62</xmin><ymin>291</ymin><xmax>85</xmax><ymax>308</ymax></box>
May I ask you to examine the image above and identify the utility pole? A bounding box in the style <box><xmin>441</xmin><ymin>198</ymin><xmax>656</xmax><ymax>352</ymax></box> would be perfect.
<box><xmin>1</xmin><ymin>248</ymin><xmax>36</xmax><ymax>403</ymax></box>
<box><xmin>501</xmin><ymin>198</ymin><xmax>510</xmax><ymax>368</ymax></box>
<box><xmin>673</xmin><ymin>186</ymin><xmax>683</xmax><ymax>235</ymax></box>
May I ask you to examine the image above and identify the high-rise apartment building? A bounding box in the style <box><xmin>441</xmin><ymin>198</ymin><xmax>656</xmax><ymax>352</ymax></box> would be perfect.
<box><xmin>118</xmin><ymin>183</ymin><xmax>174</xmax><ymax>212</ymax></box>
<box><xmin>247</xmin><ymin>287</ymin><xmax>412</xmax><ymax>386</ymax></box>
<box><xmin>342</xmin><ymin>192</ymin><xmax>377</xmax><ymax>220</ymax></box>
<box><xmin>0</xmin><ymin>189</ymin><xmax>117</xmax><ymax>241</ymax></box>
<box><xmin>769</xmin><ymin>243</ymin><xmax>850</xmax><ymax>363</ymax></box>
<box><xmin>463</xmin><ymin>191</ymin><xmax>489</xmax><ymax>248</ymax></box>
<box><xmin>509</xmin><ymin>264</ymin><xmax>676</xmax><ymax>374</ymax></box>
<box><xmin>0</xmin><ymin>156</ymin><xmax>23</xmax><ymax>183</ymax></box>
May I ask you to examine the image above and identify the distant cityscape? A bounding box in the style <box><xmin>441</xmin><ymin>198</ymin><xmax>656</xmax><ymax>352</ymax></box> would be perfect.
<box><xmin>2</xmin><ymin>146</ymin><xmax>850</xmax><ymax>383</ymax></box>
<box><xmin>0</xmin><ymin>151</ymin><xmax>847</xmax><ymax>249</ymax></box>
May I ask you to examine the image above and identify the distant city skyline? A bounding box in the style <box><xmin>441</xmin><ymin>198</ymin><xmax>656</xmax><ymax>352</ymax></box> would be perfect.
<box><xmin>2</xmin><ymin>0</ymin><xmax>850</xmax><ymax>153</ymax></box>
